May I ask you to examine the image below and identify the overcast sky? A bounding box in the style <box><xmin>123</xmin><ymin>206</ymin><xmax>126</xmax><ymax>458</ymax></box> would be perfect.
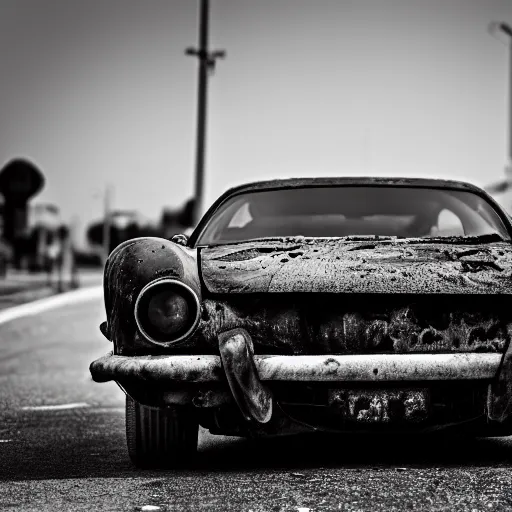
<box><xmin>1</xmin><ymin>0</ymin><xmax>512</xmax><ymax>243</ymax></box>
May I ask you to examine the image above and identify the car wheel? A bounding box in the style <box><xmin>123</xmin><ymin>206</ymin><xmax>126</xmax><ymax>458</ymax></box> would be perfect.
<box><xmin>125</xmin><ymin>395</ymin><xmax>199</xmax><ymax>469</ymax></box>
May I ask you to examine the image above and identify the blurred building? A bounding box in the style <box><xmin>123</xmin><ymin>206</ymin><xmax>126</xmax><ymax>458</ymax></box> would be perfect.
<box><xmin>159</xmin><ymin>198</ymin><xmax>195</xmax><ymax>239</ymax></box>
<box><xmin>0</xmin><ymin>196</ymin><xmax>9</xmax><ymax>273</ymax></box>
<box><xmin>0</xmin><ymin>195</ymin><xmax>4</xmax><ymax>236</ymax></box>
<box><xmin>485</xmin><ymin>167</ymin><xmax>512</xmax><ymax>215</ymax></box>
<box><xmin>28</xmin><ymin>203</ymin><xmax>62</xmax><ymax>270</ymax></box>
<box><xmin>87</xmin><ymin>210</ymin><xmax>159</xmax><ymax>256</ymax></box>
<box><xmin>110</xmin><ymin>210</ymin><xmax>142</xmax><ymax>231</ymax></box>
<box><xmin>29</xmin><ymin>203</ymin><xmax>61</xmax><ymax>230</ymax></box>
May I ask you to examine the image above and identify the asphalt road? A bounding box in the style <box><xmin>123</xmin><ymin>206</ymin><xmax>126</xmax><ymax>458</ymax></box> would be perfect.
<box><xmin>2</xmin><ymin>296</ymin><xmax>512</xmax><ymax>511</ymax></box>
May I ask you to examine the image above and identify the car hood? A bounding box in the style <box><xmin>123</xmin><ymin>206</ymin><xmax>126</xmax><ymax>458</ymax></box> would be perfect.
<box><xmin>199</xmin><ymin>237</ymin><xmax>512</xmax><ymax>294</ymax></box>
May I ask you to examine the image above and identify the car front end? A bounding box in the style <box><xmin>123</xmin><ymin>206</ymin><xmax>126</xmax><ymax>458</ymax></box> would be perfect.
<box><xmin>89</xmin><ymin>178</ymin><xmax>512</xmax><ymax>467</ymax></box>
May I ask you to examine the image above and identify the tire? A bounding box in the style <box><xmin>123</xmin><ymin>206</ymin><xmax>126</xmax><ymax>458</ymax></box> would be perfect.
<box><xmin>125</xmin><ymin>395</ymin><xmax>199</xmax><ymax>469</ymax></box>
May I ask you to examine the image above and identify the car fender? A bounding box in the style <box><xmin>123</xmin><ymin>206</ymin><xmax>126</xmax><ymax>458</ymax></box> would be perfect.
<box><xmin>103</xmin><ymin>237</ymin><xmax>200</xmax><ymax>353</ymax></box>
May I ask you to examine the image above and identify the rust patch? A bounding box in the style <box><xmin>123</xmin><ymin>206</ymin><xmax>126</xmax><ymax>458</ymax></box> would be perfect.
<box><xmin>328</xmin><ymin>388</ymin><xmax>429</xmax><ymax>423</ymax></box>
<box><xmin>456</xmin><ymin>248</ymin><xmax>489</xmax><ymax>259</ymax></box>
<box><xmin>460</xmin><ymin>261</ymin><xmax>503</xmax><ymax>273</ymax></box>
<box><xmin>214</xmin><ymin>245</ymin><xmax>302</xmax><ymax>262</ymax></box>
<box><xmin>348</xmin><ymin>243</ymin><xmax>377</xmax><ymax>251</ymax></box>
<box><xmin>193</xmin><ymin>296</ymin><xmax>511</xmax><ymax>355</ymax></box>
<box><xmin>154</xmin><ymin>267</ymin><xmax>181</xmax><ymax>278</ymax></box>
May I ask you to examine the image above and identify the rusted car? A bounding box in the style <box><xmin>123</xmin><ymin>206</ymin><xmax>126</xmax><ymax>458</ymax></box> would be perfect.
<box><xmin>90</xmin><ymin>177</ymin><xmax>512</xmax><ymax>468</ymax></box>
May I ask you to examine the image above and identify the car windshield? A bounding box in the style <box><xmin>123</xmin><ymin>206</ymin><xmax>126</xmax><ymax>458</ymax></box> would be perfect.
<box><xmin>196</xmin><ymin>186</ymin><xmax>511</xmax><ymax>245</ymax></box>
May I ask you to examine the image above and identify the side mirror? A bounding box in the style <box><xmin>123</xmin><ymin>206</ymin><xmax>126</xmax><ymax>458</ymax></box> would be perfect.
<box><xmin>171</xmin><ymin>233</ymin><xmax>189</xmax><ymax>246</ymax></box>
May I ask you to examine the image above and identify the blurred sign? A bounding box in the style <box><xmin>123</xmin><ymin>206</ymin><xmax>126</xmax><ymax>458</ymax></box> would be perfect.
<box><xmin>0</xmin><ymin>159</ymin><xmax>45</xmax><ymax>243</ymax></box>
<box><xmin>0</xmin><ymin>159</ymin><xmax>44</xmax><ymax>201</ymax></box>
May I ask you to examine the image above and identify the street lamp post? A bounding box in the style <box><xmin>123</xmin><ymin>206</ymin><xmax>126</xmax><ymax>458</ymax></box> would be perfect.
<box><xmin>186</xmin><ymin>0</ymin><xmax>225</xmax><ymax>226</ymax></box>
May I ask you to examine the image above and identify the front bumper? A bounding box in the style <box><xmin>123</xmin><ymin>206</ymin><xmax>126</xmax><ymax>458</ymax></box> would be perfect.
<box><xmin>90</xmin><ymin>342</ymin><xmax>511</xmax><ymax>433</ymax></box>
<box><xmin>90</xmin><ymin>352</ymin><xmax>502</xmax><ymax>384</ymax></box>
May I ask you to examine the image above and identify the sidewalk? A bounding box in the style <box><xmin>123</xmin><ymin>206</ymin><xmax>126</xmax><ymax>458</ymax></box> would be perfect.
<box><xmin>0</xmin><ymin>267</ymin><xmax>103</xmax><ymax>311</ymax></box>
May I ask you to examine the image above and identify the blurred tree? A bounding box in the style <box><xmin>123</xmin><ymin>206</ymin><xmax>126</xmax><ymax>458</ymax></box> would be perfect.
<box><xmin>86</xmin><ymin>218</ymin><xmax>162</xmax><ymax>253</ymax></box>
<box><xmin>86</xmin><ymin>199</ymin><xmax>195</xmax><ymax>252</ymax></box>
<box><xmin>160</xmin><ymin>198</ymin><xmax>196</xmax><ymax>239</ymax></box>
<box><xmin>177</xmin><ymin>198</ymin><xmax>195</xmax><ymax>227</ymax></box>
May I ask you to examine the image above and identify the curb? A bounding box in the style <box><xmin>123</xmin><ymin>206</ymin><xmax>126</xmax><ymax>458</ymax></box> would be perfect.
<box><xmin>0</xmin><ymin>285</ymin><xmax>103</xmax><ymax>326</ymax></box>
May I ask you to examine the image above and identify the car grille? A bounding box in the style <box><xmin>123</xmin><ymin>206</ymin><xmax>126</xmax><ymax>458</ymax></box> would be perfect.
<box><xmin>196</xmin><ymin>294</ymin><xmax>512</xmax><ymax>355</ymax></box>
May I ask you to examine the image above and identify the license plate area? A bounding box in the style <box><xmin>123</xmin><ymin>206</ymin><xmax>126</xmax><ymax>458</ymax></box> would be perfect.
<box><xmin>328</xmin><ymin>388</ymin><xmax>430</xmax><ymax>424</ymax></box>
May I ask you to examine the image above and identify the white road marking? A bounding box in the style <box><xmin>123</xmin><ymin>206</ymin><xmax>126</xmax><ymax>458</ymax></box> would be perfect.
<box><xmin>140</xmin><ymin>506</ymin><xmax>163</xmax><ymax>512</ymax></box>
<box><xmin>0</xmin><ymin>439</ymin><xmax>12</xmax><ymax>443</ymax></box>
<box><xmin>0</xmin><ymin>285</ymin><xmax>102</xmax><ymax>326</ymax></box>
<box><xmin>21</xmin><ymin>402</ymin><xmax>90</xmax><ymax>411</ymax></box>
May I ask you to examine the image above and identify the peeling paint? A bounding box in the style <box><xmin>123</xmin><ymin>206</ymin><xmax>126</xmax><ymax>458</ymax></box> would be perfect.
<box><xmin>201</xmin><ymin>239</ymin><xmax>512</xmax><ymax>294</ymax></box>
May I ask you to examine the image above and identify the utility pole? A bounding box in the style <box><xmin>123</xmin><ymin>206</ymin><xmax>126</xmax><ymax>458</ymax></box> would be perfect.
<box><xmin>486</xmin><ymin>23</ymin><xmax>512</xmax><ymax>203</ymax></box>
<box><xmin>186</xmin><ymin>0</ymin><xmax>225</xmax><ymax>226</ymax></box>
<box><xmin>492</xmin><ymin>23</ymin><xmax>512</xmax><ymax>167</ymax></box>
<box><xmin>503</xmin><ymin>24</ymin><xmax>512</xmax><ymax>169</ymax></box>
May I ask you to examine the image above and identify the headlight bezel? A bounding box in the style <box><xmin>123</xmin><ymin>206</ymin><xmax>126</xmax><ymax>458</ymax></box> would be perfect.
<box><xmin>134</xmin><ymin>277</ymin><xmax>201</xmax><ymax>346</ymax></box>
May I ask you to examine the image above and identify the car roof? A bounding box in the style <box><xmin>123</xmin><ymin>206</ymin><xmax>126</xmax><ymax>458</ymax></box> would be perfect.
<box><xmin>220</xmin><ymin>177</ymin><xmax>484</xmax><ymax>196</ymax></box>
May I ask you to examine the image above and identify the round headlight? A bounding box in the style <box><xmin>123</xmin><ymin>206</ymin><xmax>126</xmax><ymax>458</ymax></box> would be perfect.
<box><xmin>134</xmin><ymin>278</ymin><xmax>201</xmax><ymax>345</ymax></box>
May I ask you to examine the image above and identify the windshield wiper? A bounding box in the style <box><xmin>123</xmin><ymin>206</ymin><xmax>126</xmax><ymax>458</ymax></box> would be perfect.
<box><xmin>416</xmin><ymin>233</ymin><xmax>507</xmax><ymax>244</ymax></box>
